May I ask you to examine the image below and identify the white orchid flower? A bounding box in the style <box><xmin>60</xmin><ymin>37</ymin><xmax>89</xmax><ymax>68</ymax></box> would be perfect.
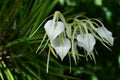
<box><xmin>96</xmin><ymin>27</ymin><xmax>114</xmax><ymax>46</ymax></box>
<box><xmin>77</xmin><ymin>33</ymin><xmax>96</xmax><ymax>55</ymax></box>
<box><xmin>44</xmin><ymin>20</ymin><xmax>65</xmax><ymax>41</ymax></box>
<box><xmin>51</xmin><ymin>37</ymin><xmax>71</xmax><ymax>61</ymax></box>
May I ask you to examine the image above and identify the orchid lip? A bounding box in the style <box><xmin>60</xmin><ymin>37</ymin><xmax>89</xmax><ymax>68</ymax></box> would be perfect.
<box><xmin>51</xmin><ymin>37</ymin><xmax>71</xmax><ymax>60</ymax></box>
<box><xmin>96</xmin><ymin>27</ymin><xmax>114</xmax><ymax>46</ymax></box>
<box><xmin>44</xmin><ymin>20</ymin><xmax>65</xmax><ymax>42</ymax></box>
<box><xmin>77</xmin><ymin>33</ymin><xmax>96</xmax><ymax>54</ymax></box>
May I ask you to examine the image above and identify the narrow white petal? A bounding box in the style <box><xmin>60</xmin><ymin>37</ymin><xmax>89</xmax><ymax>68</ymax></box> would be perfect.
<box><xmin>72</xmin><ymin>42</ymin><xmax>78</xmax><ymax>64</ymax></box>
<box><xmin>44</xmin><ymin>20</ymin><xmax>65</xmax><ymax>41</ymax></box>
<box><xmin>77</xmin><ymin>34</ymin><xmax>96</xmax><ymax>54</ymax></box>
<box><xmin>51</xmin><ymin>37</ymin><xmax>71</xmax><ymax>60</ymax></box>
<box><xmin>66</xmin><ymin>26</ymin><xmax>72</xmax><ymax>38</ymax></box>
<box><xmin>96</xmin><ymin>27</ymin><xmax>114</xmax><ymax>45</ymax></box>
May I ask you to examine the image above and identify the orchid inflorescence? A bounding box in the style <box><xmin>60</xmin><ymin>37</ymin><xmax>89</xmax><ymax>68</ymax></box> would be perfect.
<box><xmin>34</xmin><ymin>11</ymin><xmax>114</xmax><ymax>72</ymax></box>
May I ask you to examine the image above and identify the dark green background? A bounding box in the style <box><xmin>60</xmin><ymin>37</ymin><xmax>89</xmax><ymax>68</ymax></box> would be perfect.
<box><xmin>0</xmin><ymin>0</ymin><xmax>120</xmax><ymax>80</ymax></box>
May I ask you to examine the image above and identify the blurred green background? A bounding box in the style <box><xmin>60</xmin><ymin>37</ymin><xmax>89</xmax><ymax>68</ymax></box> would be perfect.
<box><xmin>0</xmin><ymin>0</ymin><xmax>120</xmax><ymax>80</ymax></box>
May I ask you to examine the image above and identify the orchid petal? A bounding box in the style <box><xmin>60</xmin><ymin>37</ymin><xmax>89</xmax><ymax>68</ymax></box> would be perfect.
<box><xmin>66</xmin><ymin>26</ymin><xmax>72</xmax><ymax>38</ymax></box>
<box><xmin>51</xmin><ymin>37</ymin><xmax>71</xmax><ymax>61</ymax></box>
<box><xmin>77</xmin><ymin>34</ymin><xmax>96</xmax><ymax>54</ymax></box>
<box><xmin>96</xmin><ymin>27</ymin><xmax>114</xmax><ymax>46</ymax></box>
<box><xmin>44</xmin><ymin>20</ymin><xmax>65</xmax><ymax>41</ymax></box>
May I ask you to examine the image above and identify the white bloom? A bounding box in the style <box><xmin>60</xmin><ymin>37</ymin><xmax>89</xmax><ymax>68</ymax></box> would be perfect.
<box><xmin>96</xmin><ymin>27</ymin><xmax>114</xmax><ymax>46</ymax></box>
<box><xmin>44</xmin><ymin>20</ymin><xmax>65</xmax><ymax>41</ymax></box>
<box><xmin>77</xmin><ymin>33</ymin><xmax>96</xmax><ymax>54</ymax></box>
<box><xmin>51</xmin><ymin>37</ymin><xmax>71</xmax><ymax>61</ymax></box>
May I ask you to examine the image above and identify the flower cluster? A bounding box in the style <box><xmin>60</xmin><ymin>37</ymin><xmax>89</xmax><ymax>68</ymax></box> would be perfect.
<box><xmin>43</xmin><ymin>11</ymin><xmax>114</xmax><ymax>63</ymax></box>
